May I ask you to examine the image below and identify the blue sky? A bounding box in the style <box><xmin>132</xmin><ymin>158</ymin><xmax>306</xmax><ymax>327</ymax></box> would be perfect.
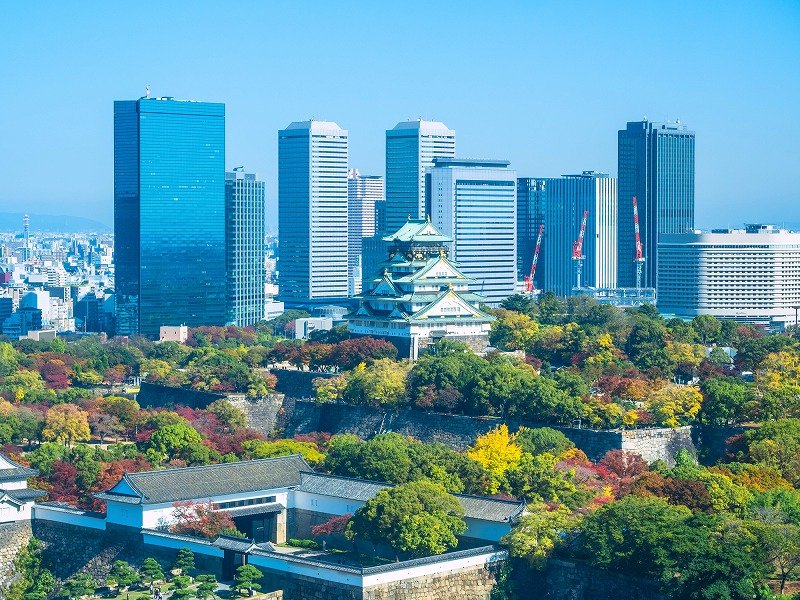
<box><xmin>1</xmin><ymin>1</ymin><xmax>798</xmax><ymax>230</ymax></box>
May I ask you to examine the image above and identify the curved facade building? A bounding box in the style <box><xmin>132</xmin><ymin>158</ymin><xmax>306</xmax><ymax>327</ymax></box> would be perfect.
<box><xmin>658</xmin><ymin>225</ymin><xmax>800</xmax><ymax>329</ymax></box>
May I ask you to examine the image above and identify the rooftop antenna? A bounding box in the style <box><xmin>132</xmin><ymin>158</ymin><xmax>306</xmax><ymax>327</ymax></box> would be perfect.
<box><xmin>145</xmin><ymin>85</ymin><xmax>150</xmax><ymax>99</ymax></box>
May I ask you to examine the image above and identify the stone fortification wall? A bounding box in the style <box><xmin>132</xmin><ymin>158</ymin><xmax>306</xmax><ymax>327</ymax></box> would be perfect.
<box><xmin>0</xmin><ymin>520</ymin><xmax>33</xmax><ymax>592</ymax></box>
<box><xmin>227</xmin><ymin>393</ymin><xmax>286</xmax><ymax>436</ymax></box>
<box><xmin>30</xmin><ymin>521</ymin><xmax>180</xmax><ymax>584</ymax></box>
<box><xmin>138</xmin><ymin>382</ymin><xmax>225</xmax><ymax>410</ymax></box>
<box><xmin>282</xmin><ymin>401</ymin><xmax>698</xmax><ymax>465</ymax></box>
<box><xmin>362</xmin><ymin>560</ymin><xmax>502</xmax><ymax>600</ymax></box>
<box><xmin>525</xmin><ymin>558</ymin><xmax>666</xmax><ymax>600</ymax></box>
<box><xmin>271</xmin><ymin>370</ymin><xmax>333</xmax><ymax>400</ymax></box>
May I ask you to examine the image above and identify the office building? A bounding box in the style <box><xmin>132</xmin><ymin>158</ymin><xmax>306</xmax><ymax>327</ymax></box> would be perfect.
<box><xmin>517</xmin><ymin>178</ymin><xmax>547</xmax><ymax>289</ymax></box>
<box><xmin>658</xmin><ymin>225</ymin><xmax>800</xmax><ymax>330</ymax></box>
<box><xmin>347</xmin><ymin>170</ymin><xmax>384</xmax><ymax>295</ymax></box>
<box><xmin>618</xmin><ymin>119</ymin><xmax>695</xmax><ymax>289</ymax></box>
<box><xmin>428</xmin><ymin>158</ymin><xmax>517</xmax><ymax>304</ymax></box>
<box><xmin>347</xmin><ymin>220</ymin><xmax>494</xmax><ymax>360</ymax></box>
<box><xmin>114</xmin><ymin>96</ymin><xmax>226</xmax><ymax>336</ymax></box>
<box><xmin>385</xmin><ymin>119</ymin><xmax>455</xmax><ymax>233</ymax></box>
<box><xmin>534</xmin><ymin>172</ymin><xmax>618</xmax><ymax>297</ymax></box>
<box><xmin>225</xmin><ymin>168</ymin><xmax>265</xmax><ymax>327</ymax></box>
<box><xmin>278</xmin><ymin>121</ymin><xmax>349</xmax><ymax>305</ymax></box>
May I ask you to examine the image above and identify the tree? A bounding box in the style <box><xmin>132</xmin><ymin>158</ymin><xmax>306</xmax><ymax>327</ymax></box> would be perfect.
<box><xmin>170</xmin><ymin>501</ymin><xmax>236</xmax><ymax>539</ymax></box>
<box><xmin>755</xmin><ymin>350</ymin><xmax>800</xmax><ymax>420</ymax></box>
<box><xmin>100</xmin><ymin>396</ymin><xmax>141</xmax><ymax>433</ymax></box>
<box><xmin>107</xmin><ymin>560</ymin><xmax>140</xmax><ymax>588</ymax></box>
<box><xmin>59</xmin><ymin>573</ymin><xmax>97</xmax><ymax>599</ymax></box>
<box><xmin>467</xmin><ymin>425</ymin><xmax>522</xmax><ymax>494</ymax></box>
<box><xmin>42</xmin><ymin>404</ymin><xmax>90</xmax><ymax>447</ymax></box>
<box><xmin>744</xmin><ymin>419</ymin><xmax>800</xmax><ymax>486</ymax></box>
<box><xmin>140</xmin><ymin>558</ymin><xmax>164</xmax><ymax>583</ymax></box>
<box><xmin>242</xmin><ymin>439</ymin><xmax>324</xmax><ymax>466</ymax></box>
<box><xmin>195</xmin><ymin>574</ymin><xmax>218</xmax><ymax>600</ymax></box>
<box><xmin>752</xmin><ymin>521</ymin><xmax>800</xmax><ymax>595</ymax></box>
<box><xmin>170</xmin><ymin>575</ymin><xmax>193</xmax><ymax>600</ymax></box>
<box><xmin>345</xmin><ymin>480</ymin><xmax>466</xmax><ymax>559</ymax></box>
<box><xmin>489</xmin><ymin>310</ymin><xmax>540</xmax><ymax>352</ymax></box>
<box><xmin>89</xmin><ymin>413</ymin><xmax>122</xmax><ymax>444</ymax></box>
<box><xmin>700</xmin><ymin>376</ymin><xmax>754</xmax><ymax>425</ymax></box>
<box><xmin>645</xmin><ymin>384</ymin><xmax>702</xmax><ymax>428</ymax></box>
<box><xmin>173</xmin><ymin>548</ymin><xmax>195</xmax><ymax>574</ymax></box>
<box><xmin>205</xmin><ymin>399</ymin><xmax>246</xmax><ymax>432</ymax></box>
<box><xmin>502</xmin><ymin>503</ymin><xmax>581</xmax><ymax>568</ymax></box>
<box><xmin>233</xmin><ymin>565</ymin><xmax>263</xmax><ymax>596</ymax></box>
<box><xmin>343</xmin><ymin>359</ymin><xmax>411</xmax><ymax>407</ymax></box>
<box><xmin>499</xmin><ymin>293</ymin><xmax>536</xmax><ymax>315</ymax></box>
<box><xmin>149</xmin><ymin>423</ymin><xmax>202</xmax><ymax>459</ymax></box>
<box><xmin>692</xmin><ymin>314</ymin><xmax>722</xmax><ymax>345</ymax></box>
<box><xmin>311</xmin><ymin>513</ymin><xmax>352</xmax><ymax>538</ymax></box>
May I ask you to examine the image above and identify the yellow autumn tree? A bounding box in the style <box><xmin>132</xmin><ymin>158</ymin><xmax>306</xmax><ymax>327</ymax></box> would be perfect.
<box><xmin>645</xmin><ymin>384</ymin><xmax>702</xmax><ymax>428</ymax></box>
<box><xmin>467</xmin><ymin>424</ymin><xmax>522</xmax><ymax>494</ymax></box>
<box><xmin>42</xmin><ymin>403</ymin><xmax>90</xmax><ymax>447</ymax></box>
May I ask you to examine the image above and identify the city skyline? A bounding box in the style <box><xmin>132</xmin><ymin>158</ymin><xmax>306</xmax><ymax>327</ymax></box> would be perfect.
<box><xmin>1</xmin><ymin>2</ymin><xmax>798</xmax><ymax>231</ymax></box>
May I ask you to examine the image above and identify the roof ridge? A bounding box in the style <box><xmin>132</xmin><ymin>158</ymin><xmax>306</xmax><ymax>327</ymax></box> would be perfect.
<box><xmin>127</xmin><ymin>454</ymin><xmax>309</xmax><ymax>479</ymax></box>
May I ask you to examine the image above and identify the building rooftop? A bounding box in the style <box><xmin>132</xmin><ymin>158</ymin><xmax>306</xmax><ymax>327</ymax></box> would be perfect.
<box><xmin>0</xmin><ymin>452</ymin><xmax>39</xmax><ymax>482</ymax></box>
<box><xmin>431</xmin><ymin>158</ymin><xmax>511</xmax><ymax>168</ymax></box>
<box><xmin>296</xmin><ymin>473</ymin><xmax>524</xmax><ymax>523</ymax></box>
<box><xmin>282</xmin><ymin>120</ymin><xmax>346</xmax><ymax>133</ymax></box>
<box><xmin>382</xmin><ymin>219</ymin><xmax>453</xmax><ymax>244</ymax></box>
<box><xmin>95</xmin><ymin>455</ymin><xmax>310</xmax><ymax>505</ymax></box>
<box><xmin>389</xmin><ymin>119</ymin><xmax>453</xmax><ymax>132</ymax></box>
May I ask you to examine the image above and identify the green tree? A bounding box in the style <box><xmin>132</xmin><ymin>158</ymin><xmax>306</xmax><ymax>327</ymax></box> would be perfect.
<box><xmin>173</xmin><ymin>548</ymin><xmax>195</xmax><ymax>574</ymax></box>
<box><xmin>194</xmin><ymin>574</ymin><xmax>218</xmax><ymax>600</ymax></box>
<box><xmin>700</xmin><ymin>376</ymin><xmax>754</xmax><ymax>425</ymax></box>
<box><xmin>516</xmin><ymin>427</ymin><xmax>574</xmax><ymax>456</ymax></box>
<box><xmin>59</xmin><ymin>574</ymin><xmax>97</xmax><ymax>599</ymax></box>
<box><xmin>744</xmin><ymin>419</ymin><xmax>800</xmax><ymax>486</ymax></box>
<box><xmin>149</xmin><ymin>423</ymin><xmax>202</xmax><ymax>459</ymax></box>
<box><xmin>107</xmin><ymin>560</ymin><xmax>140</xmax><ymax>588</ymax></box>
<box><xmin>343</xmin><ymin>359</ymin><xmax>411</xmax><ymax>407</ymax></box>
<box><xmin>346</xmin><ymin>480</ymin><xmax>466</xmax><ymax>559</ymax></box>
<box><xmin>499</xmin><ymin>293</ymin><xmax>536</xmax><ymax>315</ymax></box>
<box><xmin>140</xmin><ymin>558</ymin><xmax>164</xmax><ymax>583</ymax></box>
<box><xmin>205</xmin><ymin>399</ymin><xmax>247</xmax><ymax>432</ymax></box>
<box><xmin>502</xmin><ymin>503</ymin><xmax>582</xmax><ymax>568</ymax></box>
<box><xmin>692</xmin><ymin>314</ymin><xmax>722</xmax><ymax>345</ymax></box>
<box><xmin>233</xmin><ymin>565</ymin><xmax>263</xmax><ymax>596</ymax></box>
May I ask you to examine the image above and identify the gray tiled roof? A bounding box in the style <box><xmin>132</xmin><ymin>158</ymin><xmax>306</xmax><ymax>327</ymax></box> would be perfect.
<box><xmin>212</xmin><ymin>535</ymin><xmax>257</xmax><ymax>552</ymax></box>
<box><xmin>99</xmin><ymin>455</ymin><xmax>311</xmax><ymax>505</ymax></box>
<box><xmin>453</xmin><ymin>494</ymin><xmax>526</xmax><ymax>523</ymax></box>
<box><xmin>296</xmin><ymin>472</ymin><xmax>390</xmax><ymax>501</ymax></box>
<box><xmin>223</xmin><ymin>503</ymin><xmax>285</xmax><ymax>517</ymax></box>
<box><xmin>295</xmin><ymin>473</ymin><xmax>525</xmax><ymax>523</ymax></box>
<box><xmin>0</xmin><ymin>453</ymin><xmax>39</xmax><ymax>482</ymax></box>
<box><xmin>0</xmin><ymin>488</ymin><xmax>46</xmax><ymax>502</ymax></box>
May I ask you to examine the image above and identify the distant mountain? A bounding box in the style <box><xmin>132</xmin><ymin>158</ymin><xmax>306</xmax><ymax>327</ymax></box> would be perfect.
<box><xmin>0</xmin><ymin>212</ymin><xmax>111</xmax><ymax>234</ymax></box>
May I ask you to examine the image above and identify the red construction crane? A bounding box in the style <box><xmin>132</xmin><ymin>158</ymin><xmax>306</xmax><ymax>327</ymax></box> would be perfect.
<box><xmin>523</xmin><ymin>224</ymin><xmax>544</xmax><ymax>293</ymax></box>
<box><xmin>572</xmin><ymin>210</ymin><xmax>589</xmax><ymax>289</ymax></box>
<box><xmin>632</xmin><ymin>196</ymin><xmax>646</xmax><ymax>291</ymax></box>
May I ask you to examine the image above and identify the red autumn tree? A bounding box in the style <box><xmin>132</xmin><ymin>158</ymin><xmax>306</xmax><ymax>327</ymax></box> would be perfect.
<box><xmin>311</xmin><ymin>513</ymin><xmax>352</xmax><ymax>538</ymax></box>
<box><xmin>170</xmin><ymin>500</ymin><xmax>237</xmax><ymax>539</ymax></box>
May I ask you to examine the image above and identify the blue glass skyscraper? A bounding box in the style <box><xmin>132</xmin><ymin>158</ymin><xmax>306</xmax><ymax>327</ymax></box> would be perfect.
<box><xmin>617</xmin><ymin>120</ymin><xmax>695</xmax><ymax>289</ymax></box>
<box><xmin>114</xmin><ymin>96</ymin><xmax>226</xmax><ymax>337</ymax></box>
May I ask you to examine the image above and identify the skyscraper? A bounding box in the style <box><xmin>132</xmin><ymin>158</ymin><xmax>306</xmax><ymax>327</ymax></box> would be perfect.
<box><xmin>347</xmin><ymin>170</ymin><xmax>384</xmax><ymax>295</ymax></box>
<box><xmin>537</xmin><ymin>172</ymin><xmax>618</xmax><ymax>297</ymax></box>
<box><xmin>428</xmin><ymin>158</ymin><xmax>517</xmax><ymax>304</ymax></box>
<box><xmin>114</xmin><ymin>96</ymin><xmax>226</xmax><ymax>337</ymax></box>
<box><xmin>385</xmin><ymin>119</ymin><xmax>455</xmax><ymax>233</ymax></box>
<box><xmin>225</xmin><ymin>168</ymin><xmax>265</xmax><ymax>327</ymax></box>
<box><xmin>517</xmin><ymin>178</ymin><xmax>547</xmax><ymax>288</ymax></box>
<box><xmin>618</xmin><ymin>119</ymin><xmax>695</xmax><ymax>289</ymax></box>
<box><xmin>278</xmin><ymin>120</ymin><xmax>349</xmax><ymax>305</ymax></box>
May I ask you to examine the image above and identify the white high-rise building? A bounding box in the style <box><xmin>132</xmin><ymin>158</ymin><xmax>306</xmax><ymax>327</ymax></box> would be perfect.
<box><xmin>428</xmin><ymin>159</ymin><xmax>517</xmax><ymax>305</ymax></box>
<box><xmin>658</xmin><ymin>225</ymin><xmax>800</xmax><ymax>330</ymax></box>
<box><xmin>385</xmin><ymin>119</ymin><xmax>455</xmax><ymax>233</ymax></box>
<box><xmin>278</xmin><ymin>121</ymin><xmax>349</xmax><ymax>305</ymax></box>
<box><xmin>539</xmin><ymin>172</ymin><xmax>618</xmax><ymax>296</ymax></box>
<box><xmin>348</xmin><ymin>170</ymin><xmax>384</xmax><ymax>295</ymax></box>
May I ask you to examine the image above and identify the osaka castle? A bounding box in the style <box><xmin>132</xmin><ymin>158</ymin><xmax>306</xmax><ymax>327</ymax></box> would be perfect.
<box><xmin>346</xmin><ymin>219</ymin><xmax>494</xmax><ymax>360</ymax></box>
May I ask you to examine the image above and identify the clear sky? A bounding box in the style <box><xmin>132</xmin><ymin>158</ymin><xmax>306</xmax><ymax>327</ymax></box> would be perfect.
<box><xmin>1</xmin><ymin>1</ymin><xmax>798</xmax><ymax>231</ymax></box>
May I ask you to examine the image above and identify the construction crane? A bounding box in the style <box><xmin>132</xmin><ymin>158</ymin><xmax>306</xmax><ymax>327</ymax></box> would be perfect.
<box><xmin>632</xmin><ymin>196</ymin><xmax>645</xmax><ymax>292</ymax></box>
<box><xmin>523</xmin><ymin>224</ymin><xmax>544</xmax><ymax>293</ymax></box>
<box><xmin>572</xmin><ymin>210</ymin><xmax>589</xmax><ymax>289</ymax></box>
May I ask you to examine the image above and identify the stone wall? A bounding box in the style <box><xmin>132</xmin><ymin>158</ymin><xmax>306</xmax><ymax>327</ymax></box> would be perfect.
<box><xmin>525</xmin><ymin>559</ymin><xmax>666</xmax><ymax>600</ymax></box>
<box><xmin>138</xmin><ymin>383</ymin><xmax>225</xmax><ymax>410</ymax></box>
<box><xmin>363</xmin><ymin>560</ymin><xmax>501</xmax><ymax>600</ymax></box>
<box><xmin>227</xmin><ymin>393</ymin><xmax>286</xmax><ymax>436</ymax></box>
<box><xmin>0</xmin><ymin>520</ymin><xmax>32</xmax><ymax>592</ymax></box>
<box><xmin>271</xmin><ymin>370</ymin><xmax>333</xmax><ymax>400</ymax></box>
<box><xmin>31</xmin><ymin>521</ymin><xmax>179</xmax><ymax>584</ymax></box>
<box><xmin>282</xmin><ymin>401</ymin><xmax>698</xmax><ymax>465</ymax></box>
